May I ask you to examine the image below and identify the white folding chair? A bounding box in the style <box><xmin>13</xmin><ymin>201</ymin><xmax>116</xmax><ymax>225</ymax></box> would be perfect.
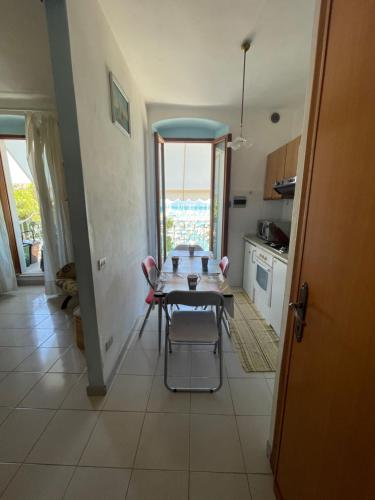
<box><xmin>164</xmin><ymin>290</ymin><xmax>224</xmax><ymax>393</ymax></box>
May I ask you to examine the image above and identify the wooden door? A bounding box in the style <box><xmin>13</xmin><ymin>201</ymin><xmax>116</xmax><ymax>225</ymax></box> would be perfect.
<box><xmin>210</xmin><ymin>134</ymin><xmax>231</xmax><ymax>258</ymax></box>
<box><xmin>263</xmin><ymin>145</ymin><xmax>286</xmax><ymax>200</ymax></box>
<box><xmin>154</xmin><ymin>132</ymin><xmax>166</xmax><ymax>266</ymax></box>
<box><xmin>274</xmin><ymin>1</ymin><xmax>375</xmax><ymax>499</ymax></box>
<box><xmin>284</xmin><ymin>136</ymin><xmax>301</xmax><ymax>179</ymax></box>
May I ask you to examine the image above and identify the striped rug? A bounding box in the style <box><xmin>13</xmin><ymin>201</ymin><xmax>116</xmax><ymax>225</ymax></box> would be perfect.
<box><xmin>229</xmin><ymin>289</ymin><xmax>279</xmax><ymax>372</ymax></box>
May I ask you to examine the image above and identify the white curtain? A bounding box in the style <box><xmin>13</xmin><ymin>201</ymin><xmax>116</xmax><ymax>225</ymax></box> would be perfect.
<box><xmin>26</xmin><ymin>112</ymin><xmax>73</xmax><ymax>295</ymax></box>
<box><xmin>0</xmin><ymin>202</ymin><xmax>17</xmax><ymax>293</ymax></box>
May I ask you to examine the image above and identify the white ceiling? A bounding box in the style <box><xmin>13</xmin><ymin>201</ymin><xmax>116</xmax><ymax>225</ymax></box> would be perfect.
<box><xmin>98</xmin><ymin>0</ymin><xmax>316</xmax><ymax>108</ymax></box>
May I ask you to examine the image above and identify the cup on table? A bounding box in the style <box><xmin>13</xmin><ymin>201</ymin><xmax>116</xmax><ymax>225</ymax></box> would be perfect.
<box><xmin>188</xmin><ymin>245</ymin><xmax>195</xmax><ymax>257</ymax></box>
<box><xmin>172</xmin><ymin>256</ymin><xmax>179</xmax><ymax>272</ymax></box>
<box><xmin>201</xmin><ymin>256</ymin><xmax>209</xmax><ymax>273</ymax></box>
<box><xmin>187</xmin><ymin>273</ymin><xmax>200</xmax><ymax>290</ymax></box>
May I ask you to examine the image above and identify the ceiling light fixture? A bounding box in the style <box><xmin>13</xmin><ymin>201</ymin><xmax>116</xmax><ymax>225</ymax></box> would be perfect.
<box><xmin>228</xmin><ymin>40</ymin><xmax>253</xmax><ymax>151</ymax></box>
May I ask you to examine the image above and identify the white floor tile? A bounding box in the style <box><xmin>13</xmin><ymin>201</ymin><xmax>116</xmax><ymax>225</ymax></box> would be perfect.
<box><xmin>103</xmin><ymin>374</ymin><xmax>153</xmax><ymax>411</ymax></box>
<box><xmin>63</xmin><ymin>466</ymin><xmax>131</xmax><ymax>500</ymax></box>
<box><xmin>61</xmin><ymin>375</ymin><xmax>105</xmax><ymax>410</ymax></box>
<box><xmin>190</xmin><ymin>378</ymin><xmax>234</xmax><ymax>414</ymax></box>
<box><xmin>190</xmin><ymin>472</ymin><xmax>251</xmax><ymax>500</ymax></box>
<box><xmin>135</xmin><ymin>412</ymin><xmax>189</xmax><ymax>470</ymax></box>
<box><xmin>190</xmin><ymin>414</ymin><xmax>244</xmax><ymax>473</ymax></box>
<box><xmin>0</xmin><ymin>372</ymin><xmax>43</xmax><ymax>407</ymax></box>
<box><xmin>0</xmin><ymin>408</ymin><xmax>54</xmax><ymax>462</ymax></box>
<box><xmin>248</xmin><ymin>474</ymin><xmax>276</xmax><ymax>500</ymax></box>
<box><xmin>15</xmin><ymin>347</ymin><xmax>66</xmax><ymax>372</ymax></box>
<box><xmin>80</xmin><ymin>411</ymin><xmax>143</xmax><ymax>467</ymax></box>
<box><xmin>147</xmin><ymin>376</ymin><xmax>190</xmax><ymax>413</ymax></box>
<box><xmin>156</xmin><ymin>350</ymin><xmax>191</xmax><ymax>378</ymax></box>
<box><xmin>1</xmin><ymin>463</ymin><xmax>74</xmax><ymax>500</ymax></box>
<box><xmin>0</xmin><ymin>463</ymin><xmax>20</xmax><ymax>496</ymax></box>
<box><xmin>20</xmin><ymin>373</ymin><xmax>80</xmax><ymax>409</ymax></box>
<box><xmin>119</xmin><ymin>349</ymin><xmax>159</xmax><ymax>375</ymax></box>
<box><xmin>224</xmin><ymin>353</ymin><xmax>262</xmax><ymax>378</ymax></box>
<box><xmin>41</xmin><ymin>331</ymin><xmax>74</xmax><ymax>348</ymax></box>
<box><xmin>49</xmin><ymin>346</ymin><xmax>86</xmax><ymax>373</ymax></box>
<box><xmin>0</xmin><ymin>313</ymin><xmax>48</xmax><ymax>330</ymax></box>
<box><xmin>26</xmin><ymin>409</ymin><xmax>98</xmax><ymax>465</ymax></box>
<box><xmin>130</xmin><ymin>330</ymin><xmax>160</xmax><ymax>351</ymax></box>
<box><xmin>191</xmin><ymin>351</ymin><xmax>222</xmax><ymax>378</ymax></box>
<box><xmin>126</xmin><ymin>469</ymin><xmax>188</xmax><ymax>500</ymax></box>
<box><xmin>229</xmin><ymin>378</ymin><xmax>272</xmax><ymax>415</ymax></box>
<box><xmin>0</xmin><ymin>407</ymin><xmax>12</xmax><ymax>425</ymax></box>
<box><xmin>0</xmin><ymin>346</ymin><xmax>36</xmax><ymax>371</ymax></box>
<box><xmin>236</xmin><ymin>416</ymin><xmax>272</xmax><ymax>473</ymax></box>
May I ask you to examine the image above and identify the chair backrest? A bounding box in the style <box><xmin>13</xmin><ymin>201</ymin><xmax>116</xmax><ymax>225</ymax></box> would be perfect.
<box><xmin>174</xmin><ymin>244</ymin><xmax>204</xmax><ymax>251</ymax></box>
<box><xmin>165</xmin><ymin>290</ymin><xmax>224</xmax><ymax>308</ymax></box>
<box><xmin>219</xmin><ymin>256</ymin><xmax>230</xmax><ymax>278</ymax></box>
<box><xmin>141</xmin><ymin>256</ymin><xmax>159</xmax><ymax>289</ymax></box>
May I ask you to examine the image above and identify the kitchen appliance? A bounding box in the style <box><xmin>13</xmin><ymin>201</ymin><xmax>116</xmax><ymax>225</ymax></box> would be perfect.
<box><xmin>254</xmin><ymin>248</ymin><xmax>273</xmax><ymax>320</ymax></box>
<box><xmin>257</xmin><ymin>220</ymin><xmax>290</xmax><ymax>245</ymax></box>
<box><xmin>273</xmin><ymin>176</ymin><xmax>296</xmax><ymax>197</ymax></box>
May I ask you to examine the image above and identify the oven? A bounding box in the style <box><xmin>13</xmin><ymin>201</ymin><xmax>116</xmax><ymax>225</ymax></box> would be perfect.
<box><xmin>254</xmin><ymin>249</ymin><xmax>273</xmax><ymax>320</ymax></box>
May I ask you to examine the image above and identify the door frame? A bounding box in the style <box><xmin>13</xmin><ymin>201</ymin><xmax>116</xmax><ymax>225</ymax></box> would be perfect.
<box><xmin>0</xmin><ymin>135</ymin><xmax>26</xmax><ymax>274</ymax></box>
<box><xmin>154</xmin><ymin>134</ymin><xmax>231</xmax><ymax>263</ymax></box>
<box><xmin>270</xmin><ymin>0</ymin><xmax>332</xmax><ymax>488</ymax></box>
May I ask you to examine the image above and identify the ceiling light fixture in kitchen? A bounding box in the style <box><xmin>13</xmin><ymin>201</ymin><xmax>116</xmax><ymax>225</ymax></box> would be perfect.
<box><xmin>228</xmin><ymin>40</ymin><xmax>253</xmax><ymax>151</ymax></box>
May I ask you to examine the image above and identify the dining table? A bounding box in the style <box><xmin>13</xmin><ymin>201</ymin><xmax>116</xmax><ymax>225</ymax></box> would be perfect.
<box><xmin>152</xmin><ymin>250</ymin><xmax>234</xmax><ymax>352</ymax></box>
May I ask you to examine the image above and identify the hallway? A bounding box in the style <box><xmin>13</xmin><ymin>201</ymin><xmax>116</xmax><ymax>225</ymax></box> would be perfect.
<box><xmin>0</xmin><ymin>287</ymin><xmax>275</xmax><ymax>499</ymax></box>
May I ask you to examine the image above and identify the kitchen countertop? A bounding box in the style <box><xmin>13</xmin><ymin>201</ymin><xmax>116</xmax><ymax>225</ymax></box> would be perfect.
<box><xmin>243</xmin><ymin>234</ymin><xmax>289</xmax><ymax>264</ymax></box>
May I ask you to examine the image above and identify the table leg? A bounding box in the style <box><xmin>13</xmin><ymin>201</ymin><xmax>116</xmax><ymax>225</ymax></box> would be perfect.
<box><xmin>158</xmin><ymin>299</ymin><xmax>162</xmax><ymax>353</ymax></box>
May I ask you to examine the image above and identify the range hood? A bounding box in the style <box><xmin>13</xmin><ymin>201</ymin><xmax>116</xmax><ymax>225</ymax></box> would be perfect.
<box><xmin>273</xmin><ymin>176</ymin><xmax>296</xmax><ymax>198</ymax></box>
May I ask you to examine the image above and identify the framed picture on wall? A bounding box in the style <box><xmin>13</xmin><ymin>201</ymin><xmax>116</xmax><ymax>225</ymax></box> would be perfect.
<box><xmin>109</xmin><ymin>72</ymin><xmax>131</xmax><ymax>137</ymax></box>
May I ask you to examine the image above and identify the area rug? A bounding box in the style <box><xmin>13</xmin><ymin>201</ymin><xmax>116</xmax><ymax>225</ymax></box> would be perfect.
<box><xmin>229</xmin><ymin>289</ymin><xmax>279</xmax><ymax>372</ymax></box>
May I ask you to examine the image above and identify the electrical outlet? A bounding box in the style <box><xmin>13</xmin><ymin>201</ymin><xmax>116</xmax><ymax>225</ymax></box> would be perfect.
<box><xmin>105</xmin><ymin>336</ymin><xmax>113</xmax><ymax>352</ymax></box>
<box><xmin>97</xmin><ymin>257</ymin><xmax>106</xmax><ymax>271</ymax></box>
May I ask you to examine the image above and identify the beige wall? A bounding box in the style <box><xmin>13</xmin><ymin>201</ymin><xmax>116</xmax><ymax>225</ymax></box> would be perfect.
<box><xmin>66</xmin><ymin>0</ymin><xmax>149</xmax><ymax>381</ymax></box>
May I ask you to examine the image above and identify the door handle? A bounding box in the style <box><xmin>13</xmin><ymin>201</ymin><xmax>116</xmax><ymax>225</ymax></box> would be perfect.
<box><xmin>289</xmin><ymin>282</ymin><xmax>308</xmax><ymax>342</ymax></box>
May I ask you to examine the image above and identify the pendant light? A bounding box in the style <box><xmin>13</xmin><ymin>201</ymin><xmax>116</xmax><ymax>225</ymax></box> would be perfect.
<box><xmin>228</xmin><ymin>40</ymin><xmax>253</xmax><ymax>151</ymax></box>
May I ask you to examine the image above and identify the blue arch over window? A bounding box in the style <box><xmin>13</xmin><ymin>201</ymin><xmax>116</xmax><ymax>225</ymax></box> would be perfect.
<box><xmin>152</xmin><ymin>117</ymin><xmax>229</xmax><ymax>139</ymax></box>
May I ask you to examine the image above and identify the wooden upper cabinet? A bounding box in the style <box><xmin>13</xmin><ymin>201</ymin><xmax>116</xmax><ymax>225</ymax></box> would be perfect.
<box><xmin>263</xmin><ymin>136</ymin><xmax>301</xmax><ymax>200</ymax></box>
<box><xmin>263</xmin><ymin>145</ymin><xmax>286</xmax><ymax>200</ymax></box>
<box><xmin>284</xmin><ymin>136</ymin><xmax>301</xmax><ymax>178</ymax></box>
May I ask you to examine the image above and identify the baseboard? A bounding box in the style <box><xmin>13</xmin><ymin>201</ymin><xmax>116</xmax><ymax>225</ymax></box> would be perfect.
<box><xmin>17</xmin><ymin>274</ymin><xmax>45</xmax><ymax>287</ymax></box>
<box><xmin>86</xmin><ymin>317</ymin><xmax>139</xmax><ymax>396</ymax></box>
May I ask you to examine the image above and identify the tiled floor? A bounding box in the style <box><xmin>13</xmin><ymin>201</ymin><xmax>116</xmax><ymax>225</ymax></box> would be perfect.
<box><xmin>0</xmin><ymin>286</ymin><xmax>276</xmax><ymax>499</ymax></box>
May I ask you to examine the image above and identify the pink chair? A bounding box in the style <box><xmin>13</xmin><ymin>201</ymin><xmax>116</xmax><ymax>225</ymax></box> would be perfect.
<box><xmin>219</xmin><ymin>256</ymin><xmax>230</xmax><ymax>278</ymax></box>
<box><xmin>139</xmin><ymin>256</ymin><xmax>161</xmax><ymax>339</ymax></box>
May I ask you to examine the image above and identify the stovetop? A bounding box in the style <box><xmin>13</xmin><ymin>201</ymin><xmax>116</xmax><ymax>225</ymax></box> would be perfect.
<box><xmin>264</xmin><ymin>242</ymin><xmax>289</xmax><ymax>254</ymax></box>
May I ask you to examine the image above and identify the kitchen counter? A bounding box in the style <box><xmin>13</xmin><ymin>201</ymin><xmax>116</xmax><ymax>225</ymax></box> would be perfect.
<box><xmin>243</xmin><ymin>234</ymin><xmax>289</xmax><ymax>264</ymax></box>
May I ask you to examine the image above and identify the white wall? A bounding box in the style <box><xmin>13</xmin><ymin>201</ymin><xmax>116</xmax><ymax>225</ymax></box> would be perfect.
<box><xmin>147</xmin><ymin>104</ymin><xmax>304</xmax><ymax>285</ymax></box>
<box><xmin>0</xmin><ymin>0</ymin><xmax>55</xmax><ymax>110</ymax></box>
<box><xmin>66</xmin><ymin>0</ymin><xmax>149</xmax><ymax>381</ymax></box>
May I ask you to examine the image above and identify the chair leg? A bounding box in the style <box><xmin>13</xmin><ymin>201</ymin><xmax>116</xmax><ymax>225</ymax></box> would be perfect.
<box><xmin>158</xmin><ymin>300</ymin><xmax>163</xmax><ymax>353</ymax></box>
<box><xmin>139</xmin><ymin>302</ymin><xmax>153</xmax><ymax>337</ymax></box>
<box><xmin>61</xmin><ymin>295</ymin><xmax>72</xmax><ymax>310</ymax></box>
<box><xmin>222</xmin><ymin>310</ymin><xmax>231</xmax><ymax>338</ymax></box>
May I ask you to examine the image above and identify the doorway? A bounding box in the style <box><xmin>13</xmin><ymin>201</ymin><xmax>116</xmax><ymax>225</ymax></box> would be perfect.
<box><xmin>154</xmin><ymin>134</ymin><xmax>231</xmax><ymax>265</ymax></box>
<box><xmin>0</xmin><ymin>138</ymin><xmax>44</xmax><ymax>277</ymax></box>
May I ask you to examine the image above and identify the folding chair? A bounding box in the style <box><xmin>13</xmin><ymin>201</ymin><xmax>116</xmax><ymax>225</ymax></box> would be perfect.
<box><xmin>164</xmin><ymin>290</ymin><xmax>224</xmax><ymax>392</ymax></box>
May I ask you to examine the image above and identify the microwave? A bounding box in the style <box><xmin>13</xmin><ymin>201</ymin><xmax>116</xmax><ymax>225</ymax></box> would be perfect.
<box><xmin>257</xmin><ymin>220</ymin><xmax>290</xmax><ymax>245</ymax></box>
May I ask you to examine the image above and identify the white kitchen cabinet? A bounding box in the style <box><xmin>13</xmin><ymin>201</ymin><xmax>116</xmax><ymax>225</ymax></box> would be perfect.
<box><xmin>243</xmin><ymin>241</ymin><xmax>256</xmax><ymax>301</ymax></box>
<box><xmin>269</xmin><ymin>257</ymin><xmax>288</xmax><ymax>336</ymax></box>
